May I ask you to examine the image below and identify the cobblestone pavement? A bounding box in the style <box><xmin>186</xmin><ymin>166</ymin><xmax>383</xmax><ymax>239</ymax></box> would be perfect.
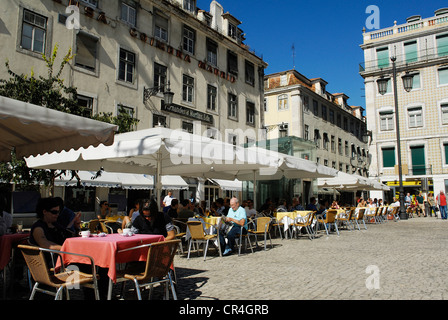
<box><xmin>173</xmin><ymin>217</ymin><xmax>448</xmax><ymax>300</ymax></box>
<box><xmin>4</xmin><ymin>217</ymin><xmax>448</xmax><ymax>301</ymax></box>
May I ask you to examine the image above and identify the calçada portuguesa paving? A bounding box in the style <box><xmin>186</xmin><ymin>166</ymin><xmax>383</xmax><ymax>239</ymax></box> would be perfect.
<box><xmin>173</xmin><ymin>217</ymin><xmax>448</xmax><ymax>300</ymax></box>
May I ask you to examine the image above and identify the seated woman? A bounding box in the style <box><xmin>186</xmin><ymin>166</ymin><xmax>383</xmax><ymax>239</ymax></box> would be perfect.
<box><xmin>130</xmin><ymin>199</ymin><xmax>175</xmax><ymax>240</ymax></box>
<box><xmin>97</xmin><ymin>200</ymin><xmax>111</xmax><ymax>220</ymax></box>
<box><xmin>30</xmin><ymin>197</ymin><xmax>78</xmax><ymax>250</ymax></box>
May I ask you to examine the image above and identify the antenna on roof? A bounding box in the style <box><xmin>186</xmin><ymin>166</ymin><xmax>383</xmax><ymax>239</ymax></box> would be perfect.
<box><xmin>292</xmin><ymin>43</ymin><xmax>296</xmax><ymax>70</ymax></box>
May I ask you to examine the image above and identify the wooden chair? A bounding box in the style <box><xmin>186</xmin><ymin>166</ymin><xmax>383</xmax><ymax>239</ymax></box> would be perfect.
<box><xmin>18</xmin><ymin>244</ymin><xmax>99</xmax><ymax>300</ymax></box>
<box><xmin>316</xmin><ymin>209</ymin><xmax>339</xmax><ymax>236</ymax></box>
<box><xmin>365</xmin><ymin>207</ymin><xmax>379</xmax><ymax>224</ymax></box>
<box><xmin>390</xmin><ymin>206</ymin><xmax>400</xmax><ymax>221</ymax></box>
<box><xmin>336</xmin><ymin>207</ymin><xmax>355</xmax><ymax>231</ymax></box>
<box><xmin>88</xmin><ymin>219</ymin><xmax>111</xmax><ymax>233</ymax></box>
<box><xmin>186</xmin><ymin>221</ymin><xmax>221</xmax><ymax>261</ymax></box>
<box><xmin>354</xmin><ymin>208</ymin><xmax>367</xmax><ymax>230</ymax></box>
<box><xmin>115</xmin><ymin>240</ymin><xmax>180</xmax><ymax>300</ymax></box>
<box><xmin>247</xmin><ymin>217</ymin><xmax>273</xmax><ymax>250</ymax></box>
<box><xmin>292</xmin><ymin>211</ymin><xmax>316</xmax><ymax>240</ymax></box>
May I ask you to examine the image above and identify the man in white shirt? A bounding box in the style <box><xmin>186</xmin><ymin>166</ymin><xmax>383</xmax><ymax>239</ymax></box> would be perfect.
<box><xmin>244</xmin><ymin>199</ymin><xmax>257</xmax><ymax>219</ymax></box>
<box><xmin>219</xmin><ymin>197</ymin><xmax>247</xmax><ymax>256</ymax></box>
<box><xmin>162</xmin><ymin>191</ymin><xmax>174</xmax><ymax>213</ymax></box>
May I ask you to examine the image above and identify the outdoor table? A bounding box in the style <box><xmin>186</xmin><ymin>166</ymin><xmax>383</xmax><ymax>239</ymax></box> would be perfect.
<box><xmin>58</xmin><ymin>233</ymin><xmax>164</xmax><ymax>299</ymax></box>
<box><xmin>275</xmin><ymin>211</ymin><xmax>313</xmax><ymax>238</ymax></box>
<box><xmin>0</xmin><ymin>232</ymin><xmax>29</xmax><ymax>298</ymax></box>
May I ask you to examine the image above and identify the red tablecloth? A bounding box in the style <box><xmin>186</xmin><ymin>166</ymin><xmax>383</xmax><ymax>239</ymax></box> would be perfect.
<box><xmin>59</xmin><ymin>234</ymin><xmax>164</xmax><ymax>282</ymax></box>
<box><xmin>0</xmin><ymin>233</ymin><xmax>29</xmax><ymax>270</ymax></box>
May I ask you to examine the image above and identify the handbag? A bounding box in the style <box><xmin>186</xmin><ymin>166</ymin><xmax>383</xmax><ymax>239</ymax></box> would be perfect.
<box><xmin>435</xmin><ymin>206</ymin><xmax>439</xmax><ymax>212</ymax></box>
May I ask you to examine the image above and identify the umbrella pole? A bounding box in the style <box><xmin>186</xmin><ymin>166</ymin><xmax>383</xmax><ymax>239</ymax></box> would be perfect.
<box><xmin>253</xmin><ymin>170</ymin><xmax>257</xmax><ymax>211</ymax></box>
<box><xmin>156</xmin><ymin>149</ymin><xmax>162</xmax><ymax>209</ymax></box>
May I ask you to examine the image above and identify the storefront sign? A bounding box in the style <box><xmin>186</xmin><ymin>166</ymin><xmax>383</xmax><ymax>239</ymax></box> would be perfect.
<box><xmin>162</xmin><ymin>102</ymin><xmax>214</xmax><ymax>124</ymax></box>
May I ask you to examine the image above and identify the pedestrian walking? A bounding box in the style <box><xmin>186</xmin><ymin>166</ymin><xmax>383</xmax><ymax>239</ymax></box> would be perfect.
<box><xmin>436</xmin><ymin>190</ymin><xmax>447</xmax><ymax>220</ymax></box>
<box><xmin>427</xmin><ymin>192</ymin><xmax>437</xmax><ymax>218</ymax></box>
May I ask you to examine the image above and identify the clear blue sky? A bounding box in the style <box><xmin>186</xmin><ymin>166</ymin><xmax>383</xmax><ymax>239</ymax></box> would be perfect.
<box><xmin>197</xmin><ymin>0</ymin><xmax>448</xmax><ymax>109</ymax></box>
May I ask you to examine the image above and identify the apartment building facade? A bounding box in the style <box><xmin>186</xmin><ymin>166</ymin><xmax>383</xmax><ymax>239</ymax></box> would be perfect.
<box><xmin>0</xmin><ymin>0</ymin><xmax>266</xmax><ymax>213</ymax></box>
<box><xmin>263</xmin><ymin>70</ymin><xmax>369</xmax><ymax>203</ymax></box>
<box><xmin>360</xmin><ymin>8</ymin><xmax>448</xmax><ymax>199</ymax></box>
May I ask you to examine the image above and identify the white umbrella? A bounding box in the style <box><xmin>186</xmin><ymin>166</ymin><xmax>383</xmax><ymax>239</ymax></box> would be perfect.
<box><xmin>0</xmin><ymin>96</ymin><xmax>118</xmax><ymax>161</ymax></box>
<box><xmin>317</xmin><ymin>171</ymin><xmax>374</xmax><ymax>190</ymax></box>
<box><xmin>26</xmin><ymin>127</ymin><xmax>280</xmax><ymax>204</ymax></box>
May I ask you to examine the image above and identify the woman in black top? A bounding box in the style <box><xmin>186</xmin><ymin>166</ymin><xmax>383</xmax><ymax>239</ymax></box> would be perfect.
<box><xmin>132</xmin><ymin>199</ymin><xmax>175</xmax><ymax>240</ymax></box>
<box><xmin>30</xmin><ymin>197</ymin><xmax>75</xmax><ymax>250</ymax></box>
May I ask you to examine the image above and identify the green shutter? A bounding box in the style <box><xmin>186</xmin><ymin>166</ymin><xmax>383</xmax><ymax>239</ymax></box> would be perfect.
<box><xmin>445</xmin><ymin>144</ymin><xmax>448</xmax><ymax>165</ymax></box>
<box><xmin>404</xmin><ymin>41</ymin><xmax>418</xmax><ymax>63</ymax></box>
<box><xmin>377</xmin><ymin>47</ymin><xmax>389</xmax><ymax>68</ymax></box>
<box><xmin>382</xmin><ymin>147</ymin><xmax>395</xmax><ymax>168</ymax></box>
<box><xmin>411</xmin><ymin>146</ymin><xmax>425</xmax><ymax>175</ymax></box>
<box><xmin>437</xmin><ymin>34</ymin><xmax>448</xmax><ymax>57</ymax></box>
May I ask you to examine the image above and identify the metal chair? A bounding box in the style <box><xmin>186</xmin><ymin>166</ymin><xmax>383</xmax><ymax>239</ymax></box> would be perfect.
<box><xmin>316</xmin><ymin>209</ymin><xmax>339</xmax><ymax>236</ymax></box>
<box><xmin>18</xmin><ymin>244</ymin><xmax>99</xmax><ymax>300</ymax></box>
<box><xmin>365</xmin><ymin>207</ymin><xmax>379</xmax><ymax>224</ymax></box>
<box><xmin>337</xmin><ymin>207</ymin><xmax>355</xmax><ymax>230</ymax></box>
<box><xmin>292</xmin><ymin>211</ymin><xmax>316</xmax><ymax>240</ymax></box>
<box><xmin>247</xmin><ymin>217</ymin><xmax>273</xmax><ymax>250</ymax></box>
<box><xmin>115</xmin><ymin>240</ymin><xmax>180</xmax><ymax>300</ymax></box>
<box><xmin>88</xmin><ymin>219</ymin><xmax>112</xmax><ymax>233</ymax></box>
<box><xmin>186</xmin><ymin>221</ymin><xmax>221</xmax><ymax>261</ymax></box>
<box><xmin>354</xmin><ymin>208</ymin><xmax>367</xmax><ymax>230</ymax></box>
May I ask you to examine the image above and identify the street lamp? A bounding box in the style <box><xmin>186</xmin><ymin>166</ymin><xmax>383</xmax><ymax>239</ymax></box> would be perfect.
<box><xmin>377</xmin><ymin>56</ymin><xmax>414</xmax><ymax>220</ymax></box>
<box><xmin>143</xmin><ymin>82</ymin><xmax>174</xmax><ymax>106</ymax></box>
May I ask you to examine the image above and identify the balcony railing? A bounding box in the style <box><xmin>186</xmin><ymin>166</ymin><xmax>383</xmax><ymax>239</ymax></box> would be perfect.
<box><xmin>408</xmin><ymin>165</ymin><xmax>432</xmax><ymax>176</ymax></box>
<box><xmin>363</xmin><ymin>13</ymin><xmax>448</xmax><ymax>43</ymax></box>
<box><xmin>359</xmin><ymin>46</ymin><xmax>448</xmax><ymax>74</ymax></box>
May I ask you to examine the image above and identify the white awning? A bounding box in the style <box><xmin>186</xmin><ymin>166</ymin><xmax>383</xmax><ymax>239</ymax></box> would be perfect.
<box><xmin>211</xmin><ymin>179</ymin><xmax>243</xmax><ymax>191</ymax></box>
<box><xmin>54</xmin><ymin>171</ymin><xmax>188</xmax><ymax>190</ymax></box>
<box><xmin>0</xmin><ymin>96</ymin><xmax>117</xmax><ymax>161</ymax></box>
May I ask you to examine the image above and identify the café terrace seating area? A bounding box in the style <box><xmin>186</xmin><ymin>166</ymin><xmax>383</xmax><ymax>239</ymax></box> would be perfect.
<box><xmin>0</xmin><ymin>204</ymin><xmax>402</xmax><ymax>300</ymax></box>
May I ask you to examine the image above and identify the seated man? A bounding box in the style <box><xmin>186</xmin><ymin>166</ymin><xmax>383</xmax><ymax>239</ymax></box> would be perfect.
<box><xmin>219</xmin><ymin>197</ymin><xmax>247</xmax><ymax>256</ymax></box>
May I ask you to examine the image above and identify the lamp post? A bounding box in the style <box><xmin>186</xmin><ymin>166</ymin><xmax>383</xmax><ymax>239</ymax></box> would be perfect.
<box><xmin>143</xmin><ymin>82</ymin><xmax>174</xmax><ymax>106</ymax></box>
<box><xmin>377</xmin><ymin>57</ymin><xmax>414</xmax><ymax>220</ymax></box>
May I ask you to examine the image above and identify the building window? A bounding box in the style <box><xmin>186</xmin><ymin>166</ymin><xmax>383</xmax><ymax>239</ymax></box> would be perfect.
<box><xmin>207</xmin><ymin>85</ymin><xmax>217</xmax><ymax>111</ymax></box>
<box><xmin>117</xmin><ymin>104</ymin><xmax>136</xmax><ymax>130</ymax></box>
<box><xmin>182</xmin><ymin>121</ymin><xmax>193</xmax><ymax>133</ymax></box>
<box><xmin>382</xmin><ymin>147</ymin><xmax>395</xmax><ymax>168</ymax></box>
<box><xmin>75</xmin><ymin>32</ymin><xmax>98</xmax><ymax>72</ymax></box>
<box><xmin>77</xmin><ymin>95</ymin><xmax>94</xmax><ymax>117</ymax></box>
<box><xmin>228</xmin><ymin>93</ymin><xmax>238</xmax><ymax>119</ymax></box>
<box><xmin>228</xmin><ymin>133</ymin><xmax>237</xmax><ymax>146</ymax></box>
<box><xmin>329</xmin><ymin>109</ymin><xmax>335</xmax><ymax>124</ymax></box>
<box><xmin>278</xmin><ymin>94</ymin><xmax>288</xmax><ymax>110</ymax></box>
<box><xmin>336</xmin><ymin>113</ymin><xmax>342</xmax><ymax>127</ymax></box>
<box><xmin>121</xmin><ymin>2</ymin><xmax>136</xmax><ymax>27</ymax></box>
<box><xmin>379</xmin><ymin>110</ymin><xmax>394</xmax><ymax>131</ymax></box>
<box><xmin>314</xmin><ymin>129</ymin><xmax>321</xmax><ymax>148</ymax></box>
<box><xmin>442</xmin><ymin>103</ymin><xmax>448</xmax><ymax>125</ymax></box>
<box><xmin>21</xmin><ymin>9</ymin><xmax>47</xmax><ymax>54</ymax></box>
<box><xmin>404</xmin><ymin>40</ymin><xmax>418</xmax><ymax>63</ymax></box>
<box><xmin>338</xmin><ymin>138</ymin><xmax>342</xmax><ymax>155</ymax></box>
<box><xmin>376</xmin><ymin>47</ymin><xmax>389</xmax><ymax>68</ymax></box>
<box><xmin>245</xmin><ymin>60</ymin><xmax>255</xmax><ymax>86</ymax></box>
<box><xmin>408</xmin><ymin>106</ymin><xmax>423</xmax><ymax>128</ymax></box>
<box><xmin>411</xmin><ymin>145</ymin><xmax>426</xmax><ymax>175</ymax></box>
<box><xmin>410</xmin><ymin>72</ymin><xmax>421</xmax><ymax>90</ymax></box>
<box><xmin>183</xmin><ymin>0</ymin><xmax>196</xmax><ymax>12</ymax></box>
<box><xmin>206</xmin><ymin>38</ymin><xmax>218</xmax><ymax>66</ymax></box>
<box><xmin>313</xmin><ymin>100</ymin><xmax>318</xmax><ymax>116</ymax></box>
<box><xmin>345</xmin><ymin>141</ymin><xmax>349</xmax><ymax>156</ymax></box>
<box><xmin>303</xmin><ymin>95</ymin><xmax>309</xmax><ymax>112</ymax></box>
<box><xmin>246</xmin><ymin>102</ymin><xmax>255</xmax><ymax>125</ymax></box>
<box><xmin>438</xmin><ymin>67</ymin><xmax>448</xmax><ymax>86</ymax></box>
<box><xmin>80</xmin><ymin>0</ymin><xmax>98</xmax><ymax>7</ymax></box>
<box><xmin>323</xmin><ymin>133</ymin><xmax>329</xmax><ymax>150</ymax></box>
<box><xmin>153</xmin><ymin>114</ymin><xmax>166</xmax><ymax>127</ymax></box>
<box><xmin>304</xmin><ymin>125</ymin><xmax>309</xmax><ymax>140</ymax></box>
<box><xmin>228</xmin><ymin>22</ymin><xmax>237</xmax><ymax>40</ymax></box>
<box><xmin>227</xmin><ymin>50</ymin><xmax>238</xmax><ymax>76</ymax></box>
<box><xmin>444</xmin><ymin>143</ymin><xmax>448</xmax><ymax>165</ymax></box>
<box><xmin>183</xmin><ymin>25</ymin><xmax>195</xmax><ymax>55</ymax></box>
<box><xmin>331</xmin><ymin>135</ymin><xmax>335</xmax><ymax>153</ymax></box>
<box><xmin>154</xmin><ymin>11</ymin><xmax>168</xmax><ymax>42</ymax></box>
<box><xmin>436</xmin><ymin>34</ymin><xmax>448</xmax><ymax>57</ymax></box>
<box><xmin>182</xmin><ymin>75</ymin><xmax>194</xmax><ymax>103</ymax></box>
<box><xmin>153</xmin><ymin>63</ymin><xmax>167</xmax><ymax>92</ymax></box>
<box><xmin>322</xmin><ymin>105</ymin><xmax>327</xmax><ymax>121</ymax></box>
<box><xmin>118</xmin><ymin>48</ymin><xmax>135</xmax><ymax>83</ymax></box>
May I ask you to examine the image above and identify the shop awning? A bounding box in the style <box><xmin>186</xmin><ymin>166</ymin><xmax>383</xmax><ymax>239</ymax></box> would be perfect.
<box><xmin>211</xmin><ymin>179</ymin><xmax>243</xmax><ymax>191</ymax></box>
